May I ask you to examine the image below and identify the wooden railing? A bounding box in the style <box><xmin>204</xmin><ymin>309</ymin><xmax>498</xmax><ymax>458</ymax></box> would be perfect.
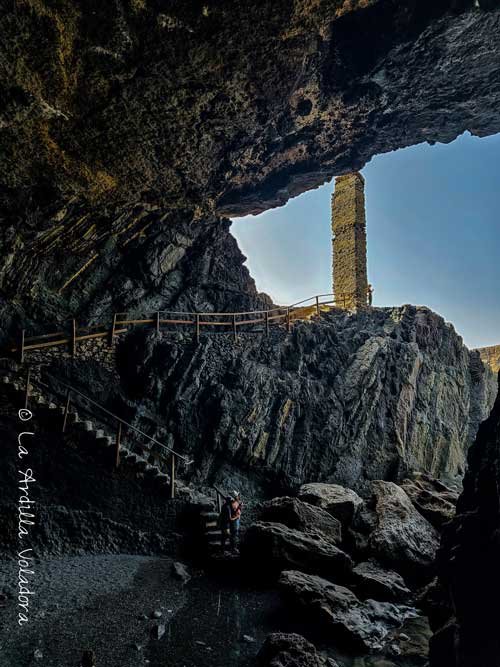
<box><xmin>19</xmin><ymin>369</ymin><xmax>192</xmax><ymax>498</ymax></box>
<box><xmin>9</xmin><ymin>292</ymin><xmax>357</xmax><ymax>363</ymax></box>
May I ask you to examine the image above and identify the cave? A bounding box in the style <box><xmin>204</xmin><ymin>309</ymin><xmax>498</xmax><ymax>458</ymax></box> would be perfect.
<box><xmin>1</xmin><ymin>3</ymin><xmax>500</xmax><ymax>667</ymax></box>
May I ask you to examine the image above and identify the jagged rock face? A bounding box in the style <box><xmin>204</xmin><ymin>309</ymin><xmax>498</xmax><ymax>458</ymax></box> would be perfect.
<box><xmin>0</xmin><ymin>206</ymin><xmax>270</xmax><ymax>343</ymax></box>
<box><xmin>1</xmin><ymin>3</ymin><xmax>500</xmax><ymax>324</ymax></box>
<box><xmin>430</xmin><ymin>373</ymin><xmax>500</xmax><ymax>667</ymax></box>
<box><xmin>113</xmin><ymin>305</ymin><xmax>496</xmax><ymax>492</ymax></box>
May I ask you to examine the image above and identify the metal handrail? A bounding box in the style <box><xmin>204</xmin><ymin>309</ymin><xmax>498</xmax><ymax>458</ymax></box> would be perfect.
<box><xmin>33</xmin><ymin>372</ymin><xmax>193</xmax><ymax>466</ymax></box>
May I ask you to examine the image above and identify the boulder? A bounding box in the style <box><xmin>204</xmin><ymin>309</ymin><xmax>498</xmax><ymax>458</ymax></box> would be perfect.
<box><xmin>298</xmin><ymin>483</ymin><xmax>363</xmax><ymax>526</ymax></box>
<box><xmin>171</xmin><ymin>561</ymin><xmax>191</xmax><ymax>584</ymax></box>
<box><xmin>352</xmin><ymin>559</ymin><xmax>411</xmax><ymax>602</ymax></box>
<box><xmin>260</xmin><ymin>497</ymin><xmax>342</xmax><ymax>545</ymax></box>
<box><xmin>241</xmin><ymin>522</ymin><xmax>352</xmax><ymax>579</ymax></box>
<box><xmin>400</xmin><ymin>473</ymin><xmax>458</xmax><ymax>529</ymax></box>
<box><xmin>257</xmin><ymin>633</ymin><xmax>339</xmax><ymax>667</ymax></box>
<box><xmin>367</xmin><ymin>481</ymin><xmax>440</xmax><ymax>580</ymax></box>
<box><xmin>278</xmin><ymin>570</ymin><xmax>417</xmax><ymax>651</ymax></box>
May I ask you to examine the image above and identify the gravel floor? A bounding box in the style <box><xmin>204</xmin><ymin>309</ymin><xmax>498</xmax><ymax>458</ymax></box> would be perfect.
<box><xmin>0</xmin><ymin>555</ymin><xmax>189</xmax><ymax>667</ymax></box>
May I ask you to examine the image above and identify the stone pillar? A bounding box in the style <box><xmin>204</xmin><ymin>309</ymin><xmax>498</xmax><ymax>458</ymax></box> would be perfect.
<box><xmin>331</xmin><ymin>172</ymin><xmax>368</xmax><ymax>310</ymax></box>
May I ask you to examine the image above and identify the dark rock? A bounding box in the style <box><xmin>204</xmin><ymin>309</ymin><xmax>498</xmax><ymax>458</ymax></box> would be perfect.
<box><xmin>400</xmin><ymin>472</ymin><xmax>459</xmax><ymax>530</ymax></box>
<box><xmin>241</xmin><ymin>521</ymin><xmax>352</xmax><ymax>580</ymax></box>
<box><xmin>352</xmin><ymin>559</ymin><xmax>411</xmax><ymax>602</ymax></box>
<box><xmin>151</xmin><ymin>610</ymin><xmax>162</xmax><ymax>619</ymax></box>
<box><xmin>298</xmin><ymin>483</ymin><xmax>363</xmax><ymax>526</ymax></box>
<box><xmin>367</xmin><ymin>481</ymin><xmax>440</xmax><ymax>581</ymax></box>
<box><xmin>80</xmin><ymin>651</ymin><xmax>96</xmax><ymax>667</ymax></box>
<box><xmin>257</xmin><ymin>633</ymin><xmax>339</xmax><ymax>667</ymax></box>
<box><xmin>260</xmin><ymin>497</ymin><xmax>342</xmax><ymax>545</ymax></box>
<box><xmin>109</xmin><ymin>306</ymin><xmax>495</xmax><ymax>494</ymax></box>
<box><xmin>3</xmin><ymin>4</ymin><xmax>500</xmax><ymax>335</ymax></box>
<box><xmin>430</xmin><ymin>373</ymin><xmax>500</xmax><ymax>666</ymax></box>
<box><xmin>278</xmin><ymin>570</ymin><xmax>417</xmax><ymax>651</ymax></box>
<box><xmin>171</xmin><ymin>561</ymin><xmax>191</xmax><ymax>584</ymax></box>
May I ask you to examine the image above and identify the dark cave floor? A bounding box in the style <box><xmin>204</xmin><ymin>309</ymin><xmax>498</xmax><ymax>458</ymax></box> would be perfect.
<box><xmin>0</xmin><ymin>554</ymin><xmax>431</xmax><ymax>667</ymax></box>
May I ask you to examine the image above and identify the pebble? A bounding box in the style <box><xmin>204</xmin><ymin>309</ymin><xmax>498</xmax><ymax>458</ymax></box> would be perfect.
<box><xmin>242</xmin><ymin>634</ymin><xmax>256</xmax><ymax>643</ymax></box>
<box><xmin>152</xmin><ymin>610</ymin><xmax>162</xmax><ymax>618</ymax></box>
<box><xmin>33</xmin><ymin>649</ymin><xmax>43</xmax><ymax>659</ymax></box>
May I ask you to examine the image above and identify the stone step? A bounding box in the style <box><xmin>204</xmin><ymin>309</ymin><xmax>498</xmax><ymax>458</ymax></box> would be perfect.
<box><xmin>96</xmin><ymin>435</ymin><xmax>114</xmax><ymax>448</ymax></box>
<box><xmin>204</xmin><ymin>520</ymin><xmax>218</xmax><ymax>529</ymax></box>
<box><xmin>201</xmin><ymin>511</ymin><xmax>219</xmax><ymax>520</ymax></box>
<box><xmin>93</xmin><ymin>428</ymin><xmax>105</xmax><ymax>439</ymax></box>
<box><xmin>205</xmin><ymin>530</ymin><xmax>222</xmax><ymax>539</ymax></box>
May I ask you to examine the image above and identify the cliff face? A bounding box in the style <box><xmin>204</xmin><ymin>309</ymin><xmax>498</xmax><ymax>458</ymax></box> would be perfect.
<box><xmin>430</xmin><ymin>373</ymin><xmax>500</xmax><ymax>667</ymax></box>
<box><xmin>102</xmin><ymin>306</ymin><xmax>495</xmax><ymax>493</ymax></box>
<box><xmin>1</xmin><ymin>3</ymin><xmax>500</xmax><ymax>329</ymax></box>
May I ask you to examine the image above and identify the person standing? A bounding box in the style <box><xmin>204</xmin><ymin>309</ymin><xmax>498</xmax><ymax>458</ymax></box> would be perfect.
<box><xmin>218</xmin><ymin>496</ymin><xmax>232</xmax><ymax>551</ymax></box>
<box><xmin>229</xmin><ymin>496</ymin><xmax>242</xmax><ymax>552</ymax></box>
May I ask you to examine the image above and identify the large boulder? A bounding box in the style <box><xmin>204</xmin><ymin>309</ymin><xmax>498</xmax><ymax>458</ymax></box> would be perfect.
<box><xmin>259</xmin><ymin>497</ymin><xmax>342</xmax><ymax>545</ymax></box>
<box><xmin>400</xmin><ymin>473</ymin><xmax>459</xmax><ymax>530</ymax></box>
<box><xmin>241</xmin><ymin>522</ymin><xmax>352</xmax><ymax>579</ymax></box>
<box><xmin>257</xmin><ymin>633</ymin><xmax>339</xmax><ymax>667</ymax></box>
<box><xmin>278</xmin><ymin>570</ymin><xmax>417</xmax><ymax>651</ymax></box>
<box><xmin>298</xmin><ymin>484</ymin><xmax>363</xmax><ymax>526</ymax></box>
<box><xmin>367</xmin><ymin>481</ymin><xmax>440</xmax><ymax>580</ymax></box>
<box><xmin>352</xmin><ymin>559</ymin><xmax>411</xmax><ymax>602</ymax></box>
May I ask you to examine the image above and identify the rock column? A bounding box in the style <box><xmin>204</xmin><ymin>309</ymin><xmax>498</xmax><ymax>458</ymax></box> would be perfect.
<box><xmin>331</xmin><ymin>172</ymin><xmax>368</xmax><ymax>310</ymax></box>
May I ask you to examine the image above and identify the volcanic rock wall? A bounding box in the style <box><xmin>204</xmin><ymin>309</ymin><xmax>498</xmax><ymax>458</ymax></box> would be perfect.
<box><xmin>1</xmin><ymin>3</ymin><xmax>500</xmax><ymax>331</ymax></box>
<box><xmin>430</xmin><ymin>372</ymin><xmax>500</xmax><ymax>667</ymax></box>
<box><xmin>94</xmin><ymin>305</ymin><xmax>496</xmax><ymax>494</ymax></box>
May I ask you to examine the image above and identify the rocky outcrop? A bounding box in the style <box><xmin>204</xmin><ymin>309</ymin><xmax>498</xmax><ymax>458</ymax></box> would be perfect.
<box><xmin>259</xmin><ymin>497</ymin><xmax>342</xmax><ymax>545</ymax></box>
<box><xmin>257</xmin><ymin>633</ymin><xmax>339</xmax><ymax>667</ymax></box>
<box><xmin>430</xmin><ymin>373</ymin><xmax>500</xmax><ymax>667</ymax></box>
<box><xmin>298</xmin><ymin>483</ymin><xmax>363</xmax><ymax>526</ymax></box>
<box><xmin>352</xmin><ymin>560</ymin><xmax>411</xmax><ymax>602</ymax></box>
<box><xmin>400</xmin><ymin>472</ymin><xmax>459</xmax><ymax>529</ymax></box>
<box><xmin>2</xmin><ymin>4</ymin><xmax>500</xmax><ymax>327</ymax></box>
<box><xmin>240</xmin><ymin>522</ymin><xmax>352</xmax><ymax>579</ymax></box>
<box><xmin>108</xmin><ymin>305</ymin><xmax>496</xmax><ymax>492</ymax></box>
<box><xmin>366</xmin><ymin>481</ymin><xmax>440</xmax><ymax>581</ymax></box>
<box><xmin>278</xmin><ymin>569</ymin><xmax>417</xmax><ymax>651</ymax></box>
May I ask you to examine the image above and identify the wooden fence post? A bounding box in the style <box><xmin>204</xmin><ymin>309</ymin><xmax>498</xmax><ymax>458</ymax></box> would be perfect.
<box><xmin>19</xmin><ymin>329</ymin><xmax>25</xmax><ymax>364</ymax></box>
<box><xmin>62</xmin><ymin>389</ymin><xmax>72</xmax><ymax>433</ymax></box>
<box><xmin>316</xmin><ymin>296</ymin><xmax>320</xmax><ymax>317</ymax></box>
<box><xmin>156</xmin><ymin>311</ymin><xmax>160</xmax><ymax>336</ymax></box>
<box><xmin>115</xmin><ymin>422</ymin><xmax>122</xmax><ymax>469</ymax></box>
<box><xmin>170</xmin><ymin>454</ymin><xmax>176</xmax><ymax>499</ymax></box>
<box><xmin>24</xmin><ymin>367</ymin><xmax>30</xmax><ymax>410</ymax></box>
<box><xmin>232</xmin><ymin>314</ymin><xmax>237</xmax><ymax>342</ymax></box>
<box><xmin>71</xmin><ymin>319</ymin><xmax>77</xmax><ymax>357</ymax></box>
<box><xmin>265</xmin><ymin>311</ymin><xmax>269</xmax><ymax>337</ymax></box>
<box><xmin>109</xmin><ymin>313</ymin><xmax>117</xmax><ymax>347</ymax></box>
<box><xmin>195</xmin><ymin>314</ymin><xmax>200</xmax><ymax>344</ymax></box>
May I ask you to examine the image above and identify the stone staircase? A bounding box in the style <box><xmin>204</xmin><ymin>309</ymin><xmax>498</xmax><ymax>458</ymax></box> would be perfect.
<box><xmin>1</xmin><ymin>370</ymin><xmax>175</xmax><ymax>492</ymax></box>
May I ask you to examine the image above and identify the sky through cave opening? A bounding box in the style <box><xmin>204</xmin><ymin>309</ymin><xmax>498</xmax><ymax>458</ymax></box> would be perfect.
<box><xmin>231</xmin><ymin>131</ymin><xmax>500</xmax><ymax>349</ymax></box>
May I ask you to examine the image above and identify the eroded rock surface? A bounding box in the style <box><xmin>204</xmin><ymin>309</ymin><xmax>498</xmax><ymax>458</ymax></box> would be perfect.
<box><xmin>1</xmin><ymin>4</ymin><xmax>500</xmax><ymax>328</ymax></box>
<box><xmin>298</xmin><ymin>483</ymin><xmax>363</xmax><ymax>526</ymax></box>
<box><xmin>109</xmin><ymin>306</ymin><xmax>496</xmax><ymax>492</ymax></box>
<box><xmin>259</xmin><ymin>497</ymin><xmax>342</xmax><ymax>545</ymax></box>
<box><xmin>257</xmin><ymin>633</ymin><xmax>339</xmax><ymax>667</ymax></box>
<box><xmin>352</xmin><ymin>559</ymin><xmax>411</xmax><ymax>602</ymax></box>
<box><xmin>430</xmin><ymin>373</ymin><xmax>500</xmax><ymax>667</ymax></box>
<box><xmin>241</xmin><ymin>522</ymin><xmax>352</xmax><ymax>579</ymax></box>
<box><xmin>367</xmin><ymin>481</ymin><xmax>440</xmax><ymax>581</ymax></box>
<box><xmin>400</xmin><ymin>472</ymin><xmax>459</xmax><ymax>529</ymax></box>
<box><xmin>278</xmin><ymin>569</ymin><xmax>417</xmax><ymax>651</ymax></box>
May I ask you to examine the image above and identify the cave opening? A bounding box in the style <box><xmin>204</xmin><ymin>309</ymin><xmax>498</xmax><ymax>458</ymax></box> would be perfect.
<box><xmin>231</xmin><ymin>131</ymin><xmax>500</xmax><ymax>350</ymax></box>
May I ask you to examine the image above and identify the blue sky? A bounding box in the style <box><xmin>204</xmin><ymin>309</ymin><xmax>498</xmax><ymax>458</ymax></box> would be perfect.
<box><xmin>231</xmin><ymin>131</ymin><xmax>500</xmax><ymax>349</ymax></box>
